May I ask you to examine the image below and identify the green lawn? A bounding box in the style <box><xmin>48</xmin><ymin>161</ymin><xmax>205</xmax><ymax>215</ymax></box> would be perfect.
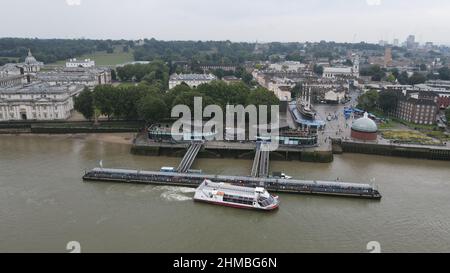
<box><xmin>425</xmin><ymin>130</ymin><xmax>450</xmax><ymax>141</ymax></box>
<box><xmin>382</xmin><ymin>130</ymin><xmax>441</xmax><ymax>145</ymax></box>
<box><xmin>114</xmin><ymin>82</ymin><xmax>138</xmax><ymax>87</ymax></box>
<box><xmin>51</xmin><ymin>47</ymin><xmax>134</xmax><ymax>66</ymax></box>
<box><xmin>378</xmin><ymin>120</ymin><xmax>399</xmax><ymax>130</ymax></box>
<box><xmin>391</xmin><ymin>118</ymin><xmax>437</xmax><ymax>131</ymax></box>
<box><xmin>0</xmin><ymin>57</ymin><xmax>20</xmax><ymax>65</ymax></box>
<box><xmin>0</xmin><ymin>57</ymin><xmax>19</xmax><ymax>61</ymax></box>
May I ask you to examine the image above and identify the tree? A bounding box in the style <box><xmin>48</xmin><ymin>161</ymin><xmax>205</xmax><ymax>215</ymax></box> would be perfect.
<box><xmin>378</xmin><ymin>91</ymin><xmax>398</xmax><ymax>115</ymax></box>
<box><xmin>313</xmin><ymin>65</ymin><xmax>324</xmax><ymax>76</ymax></box>
<box><xmin>445</xmin><ymin>107</ymin><xmax>450</xmax><ymax>125</ymax></box>
<box><xmin>360</xmin><ymin>65</ymin><xmax>386</xmax><ymax>81</ymax></box>
<box><xmin>116</xmin><ymin>61</ymin><xmax>169</xmax><ymax>89</ymax></box>
<box><xmin>246</xmin><ymin>88</ymin><xmax>280</xmax><ymax>122</ymax></box>
<box><xmin>286</xmin><ymin>53</ymin><xmax>304</xmax><ymax>62</ymax></box>
<box><xmin>357</xmin><ymin>89</ymin><xmax>379</xmax><ymax>111</ymax></box>
<box><xmin>137</xmin><ymin>93</ymin><xmax>168</xmax><ymax>123</ymax></box>
<box><xmin>397</xmin><ymin>71</ymin><xmax>409</xmax><ymax>85</ymax></box>
<box><xmin>408</xmin><ymin>72</ymin><xmax>426</xmax><ymax>85</ymax></box>
<box><xmin>172</xmin><ymin>90</ymin><xmax>215</xmax><ymax>112</ymax></box>
<box><xmin>438</xmin><ymin>67</ymin><xmax>450</xmax><ymax>80</ymax></box>
<box><xmin>387</xmin><ymin>74</ymin><xmax>396</xmax><ymax>83</ymax></box>
<box><xmin>391</xmin><ymin>68</ymin><xmax>400</xmax><ymax>79</ymax></box>
<box><xmin>112</xmin><ymin>86</ymin><xmax>147</xmax><ymax>120</ymax></box>
<box><xmin>371</xmin><ymin>71</ymin><xmax>385</xmax><ymax>82</ymax></box>
<box><xmin>291</xmin><ymin>84</ymin><xmax>302</xmax><ymax>99</ymax></box>
<box><xmin>111</xmin><ymin>69</ymin><xmax>117</xmax><ymax>81</ymax></box>
<box><xmin>92</xmin><ymin>85</ymin><xmax>116</xmax><ymax>119</ymax></box>
<box><xmin>74</xmin><ymin>88</ymin><xmax>94</xmax><ymax>120</ymax></box>
<box><xmin>164</xmin><ymin>83</ymin><xmax>192</xmax><ymax>108</ymax></box>
<box><xmin>234</xmin><ymin>67</ymin><xmax>253</xmax><ymax>85</ymax></box>
<box><xmin>246</xmin><ymin>87</ymin><xmax>279</xmax><ymax>107</ymax></box>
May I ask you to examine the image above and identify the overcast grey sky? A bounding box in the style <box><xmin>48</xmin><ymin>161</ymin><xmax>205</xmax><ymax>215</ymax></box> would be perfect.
<box><xmin>1</xmin><ymin>0</ymin><xmax>450</xmax><ymax>44</ymax></box>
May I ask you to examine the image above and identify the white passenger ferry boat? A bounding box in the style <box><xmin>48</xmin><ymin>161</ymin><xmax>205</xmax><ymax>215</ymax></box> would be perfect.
<box><xmin>194</xmin><ymin>180</ymin><xmax>279</xmax><ymax>211</ymax></box>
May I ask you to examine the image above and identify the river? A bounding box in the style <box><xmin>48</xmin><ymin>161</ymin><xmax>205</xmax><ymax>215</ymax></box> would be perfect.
<box><xmin>0</xmin><ymin>134</ymin><xmax>449</xmax><ymax>253</ymax></box>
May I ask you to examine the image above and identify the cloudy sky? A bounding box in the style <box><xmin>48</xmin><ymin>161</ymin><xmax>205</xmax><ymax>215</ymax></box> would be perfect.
<box><xmin>1</xmin><ymin>0</ymin><xmax>450</xmax><ymax>44</ymax></box>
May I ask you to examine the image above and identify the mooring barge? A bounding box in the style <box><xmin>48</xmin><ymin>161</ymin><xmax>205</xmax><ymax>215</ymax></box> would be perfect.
<box><xmin>82</xmin><ymin>168</ymin><xmax>382</xmax><ymax>199</ymax></box>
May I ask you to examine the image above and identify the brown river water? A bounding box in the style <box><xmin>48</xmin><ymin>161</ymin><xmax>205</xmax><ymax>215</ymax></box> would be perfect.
<box><xmin>0</xmin><ymin>134</ymin><xmax>449</xmax><ymax>252</ymax></box>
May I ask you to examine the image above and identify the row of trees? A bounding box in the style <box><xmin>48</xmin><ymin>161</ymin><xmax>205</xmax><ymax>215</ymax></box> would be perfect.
<box><xmin>360</xmin><ymin>65</ymin><xmax>386</xmax><ymax>81</ymax></box>
<box><xmin>0</xmin><ymin>38</ymin><xmax>125</xmax><ymax>64</ymax></box>
<box><xmin>74</xmin><ymin>85</ymin><xmax>165</xmax><ymax>122</ymax></box>
<box><xmin>361</xmin><ymin>65</ymin><xmax>450</xmax><ymax>84</ymax></box>
<box><xmin>209</xmin><ymin>67</ymin><xmax>254</xmax><ymax>85</ymax></box>
<box><xmin>115</xmin><ymin>61</ymin><xmax>170</xmax><ymax>89</ymax></box>
<box><xmin>429</xmin><ymin>67</ymin><xmax>450</xmax><ymax>81</ymax></box>
<box><xmin>132</xmin><ymin>39</ymin><xmax>388</xmax><ymax>66</ymax></box>
<box><xmin>74</xmin><ymin>81</ymin><xmax>280</xmax><ymax>123</ymax></box>
<box><xmin>357</xmin><ymin>89</ymin><xmax>399</xmax><ymax>115</ymax></box>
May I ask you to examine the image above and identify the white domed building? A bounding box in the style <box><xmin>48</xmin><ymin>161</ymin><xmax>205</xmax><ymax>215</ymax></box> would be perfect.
<box><xmin>351</xmin><ymin>112</ymin><xmax>378</xmax><ymax>141</ymax></box>
<box><xmin>22</xmin><ymin>49</ymin><xmax>43</xmax><ymax>73</ymax></box>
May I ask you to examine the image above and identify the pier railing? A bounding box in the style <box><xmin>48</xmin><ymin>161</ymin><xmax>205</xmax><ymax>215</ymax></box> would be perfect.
<box><xmin>83</xmin><ymin>168</ymin><xmax>382</xmax><ymax>200</ymax></box>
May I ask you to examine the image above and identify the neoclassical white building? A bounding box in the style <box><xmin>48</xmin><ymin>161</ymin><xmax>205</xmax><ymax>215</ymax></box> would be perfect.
<box><xmin>323</xmin><ymin>55</ymin><xmax>360</xmax><ymax>79</ymax></box>
<box><xmin>323</xmin><ymin>66</ymin><xmax>359</xmax><ymax>79</ymax></box>
<box><xmin>22</xmin><ymin>50</ymin><xmax>44</xmax><ymax>73</ymax></box>
<box><xmin>66</xmin><ymin>58</ymin><xmax>96</xmax><ymax>68</ymax></box>
<box><xmin>36</xmin><ymin>67</ymin><xmax>112</xmax><ymax>87</ymax></box>
<box><xmin>0</xmin><ymin>82</ymin><xmax>84</xmax><ymax>121</ymax></box>
<box><xmin>269</xmin><ymin>61</ymin><xmax>306</xmax><ymax>72</ymax></box>
<box><xmin>0</xmin><ymin>50</ymin><xmax>111</xmax><ymax>121</ymax></box>
<box><xmin>0</xmin><ymin>49</ymin><xmax>44</xmax><ymax>76</ymax></box>
<box><xmin>169</xmin><ymin>73</ymin><xmax>217</xmax><ymax>89</ymax></box>
<box><xmin>0</xmin><ymin>50</ymin><xmax>43</xmax><ymax>86</ymax></box>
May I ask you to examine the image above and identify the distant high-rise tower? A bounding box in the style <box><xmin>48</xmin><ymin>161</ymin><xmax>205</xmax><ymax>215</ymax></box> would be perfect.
<box><xmin>393</xmin><ymin>39</ymin><xmax>399</xmax><ymax>47</ymax></box>
<box><xmin>406</xmin><ymin>35</ymin><xmax>416</xmax><ymax>49</ymax></box>
<box><xmin>384</xmin><ymin>47</ymin><xmax>393</xmax><ymax>67</ymax></box>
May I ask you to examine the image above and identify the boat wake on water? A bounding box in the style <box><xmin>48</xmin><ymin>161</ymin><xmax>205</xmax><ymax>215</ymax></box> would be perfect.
<box><xmin>156</xmin><ymin>186</ymin><xmax>196</xmax><ymax>202</ymax></box>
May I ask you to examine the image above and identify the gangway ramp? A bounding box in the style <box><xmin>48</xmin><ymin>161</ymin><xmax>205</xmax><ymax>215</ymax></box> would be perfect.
<box><xmin>251</xmin><ymin>142</ymin><xmax>270</xmax><ymax>178</ymax></box>
<box><xmin>177</xmin><ymin>142</ymin><xmax>203</xmax><ymax>173</ymax></box>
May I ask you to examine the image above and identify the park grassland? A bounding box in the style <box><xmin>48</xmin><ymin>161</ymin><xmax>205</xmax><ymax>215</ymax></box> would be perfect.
<box><xmin>381</xmin><ymin>130</ymin><xmax>441</xmax><ymax>145</ymax></box>
<box><xmin>52</xmin><ymin>47</ymin><xmax>134</xmax><ymax>66</ymax></box>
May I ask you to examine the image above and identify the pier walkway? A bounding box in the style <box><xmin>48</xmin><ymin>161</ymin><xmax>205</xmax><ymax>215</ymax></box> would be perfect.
<box><xmin>251</xmin><ymin>143</ymin><xmax>270</xmax><ymax>178</ymax></box>
<box><xmin>251</xmin><ymin>143</ymin><xmax>261</xmax><ymax>177</ymax></box>
<box><xmin>177</xmin><ymin>142</ymin><xmax>203</xmax><ymax>173</ymax></box>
